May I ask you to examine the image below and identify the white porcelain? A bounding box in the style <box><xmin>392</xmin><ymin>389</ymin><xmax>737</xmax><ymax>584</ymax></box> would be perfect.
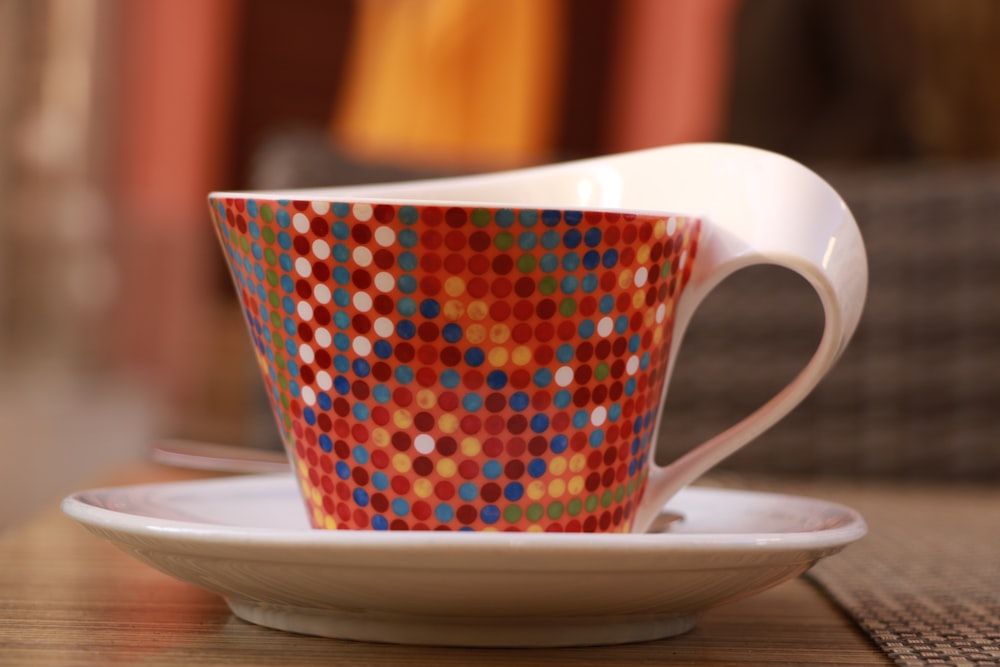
<box><xmin>213</xmin><ymin>144</ymin><xmax>868</xmax><ymax>532</ymax></box>
<box><xmin>63</xmin><ymin>473</ymin><xmax>866</xmax><ymax>647</ymax></box>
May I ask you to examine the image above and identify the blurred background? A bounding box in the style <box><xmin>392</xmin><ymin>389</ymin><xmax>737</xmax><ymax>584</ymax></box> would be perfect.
<box><xmin>1</xmin><ymin>0</ymin><xmax>998</xmax><ymax>527</ymax></box>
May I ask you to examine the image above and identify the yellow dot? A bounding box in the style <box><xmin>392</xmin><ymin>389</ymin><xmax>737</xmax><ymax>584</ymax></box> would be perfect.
<box><xmin>549</xmin><ymin>456</ymin><xmax>567</xmax><ymax>475</ymax></box>
<box><xmin>632</xmin><ymin>290</ymin><xmax>645</xmax><ymax>309</ymax></box>
<box><xmin>489</xmin><ymin>324</ymin><xmax>510</xmax><ymax>344</ymax></box>
<box><xmin>512</xmin><ymin>346</ymin><xmax>533</xmax><ymax>365</ymax></box>
<box><xmin>488</xmin><ymin>347</ymin><xmax>509</xmax><ymax>367</ymax></box>
<box><xmin>466</xmin><ymin>324</ymin><xmax>487</xmax><ymax>343</ymax></box>
<box><xmin>654</xmin><ymin>218</ymin><xmax>667</xmax><ymax>238</ymax></box>
<box><xmin>437</xmin><ymin>459</ymin><xmax>458</xmax><ymax>478</ymax></box>
<box><xmin>414</xmin><ymin>478</ymin><xmax>433</xmax><ymax>498</ymax></box>
<box><xmin>548</xmin><ymin>478</ymin><xmax>566</xmax><ymax>498</ymax></box>
<box><xmin>644</xmin><ymin>309</ymin><xmax>656</xmax><ymax>327</ymax></box>
<box><xmin>444</xmin><ymin>276</ymin><xmax>466</xmax><ymax>297</ymax></box>
<box><xmin>527</xmin><ymin>525</ymin><xmax>544</xmax><ymax>533</ymax></box>
<box><xmin>393</xmin><ymin>409</ymin><xmax>413</xmax><ymax>429</ymax></box>
<box><xmin>311</xmin><ymin>486</ymin><xmax>322</xmax><ymax>504</ymax></box>
<box><xmin>443</xmin><ymin>299</ymin><xmax>465</xmax><ymax>320</ymax></box>
<box><xmin>653</xmin><ymin>326</ymin><xmax>664</xmax><ymax>344</ymax></box>
<box><xmin>372</xmin><ymin>428</ymin><xmax>390</xmax><ymax>447</ymax></box>
<box><xmin>392</xmin><ymin>453</ymin><xmax>412</xmax><ymax>473</ymax></box>
<box><xmin>461</xmin><ymin>437</ymin><xmax>482</xmax><ymax>456</ymax></box>
<box><xmin>637</xmin><ymin>244</ymin><xmax>651</xmax><ymax>263</ymax></box>
<box><xmin>568</xmin><ymin>475</ymin><xmax>584</xmax><ymax>495</ymax></box>
<box><xmin>527</xmin><ymin>480</ymin><xmax>546</xmax><ymax>500</ymax></box>
<box><xmin>312</xmin><ymin>507</ymin><xmax>324</xmax><ymax>526</ymax></box>
<box><xmin>323</xmin><ymin>514</ymin><xmax>337</xmax><ymax>529</ymax></box>
<box><xmin>468</xmin><ymin>301</ymin><xmax>489</xmax><ymax>321</ymax></box>
<box><xmin>416</xmin><ymin>389</ymin><xmax>437</xmax><ymax>409</ymax></box>
<box><xmin>438</xmin><ymin>413</ymin><xmax>459</xmax><ymax>433</ymax></box>
<box><xmin>569</xmin><ymin>454</ymin><xmax>587</xmax><ymax>473</ymax></box>
<box><xmin>482</xmin><ymin>526</ymin><xmax>498</xmax><ymax>532</ymax></box>
<box><xmin>618</xmin><ymin>268</ymin><xmax>634</xmax><ymax>289</ymax></box>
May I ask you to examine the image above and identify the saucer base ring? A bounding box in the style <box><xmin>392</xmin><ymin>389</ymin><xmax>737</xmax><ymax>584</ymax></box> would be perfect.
<box><xmin>226</xmin><ymin>598</ymin><xmax>699</xmax><ymax>647</ymax></box>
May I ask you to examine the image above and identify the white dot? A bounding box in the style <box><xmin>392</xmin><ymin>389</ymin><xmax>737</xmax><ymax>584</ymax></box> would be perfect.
<box><xmin>294</xmin><ymin>257</ymin><xmax>312</xmax><ymax>277</ymax></box>
<box><xmin>353</xmin><ymin>336</ymin><xmax>372</xmax><ymax>356</ymax></box>
<box><xmin>679</xmin><ymin>250</ymin><xmax>688</xmax><ymax>270</ymax></box>
<box><xmin>591</xmin><ymin>406</ymin><xmax>607</xmax><ymax>427</ymax></box>
<box><xmin>626</xmin><ymin>355</ymin><xmax>640</xmax><ymax>376</ymax></box>
<box><xmin>655</xmin><ymin>304</ymin><xmax>666</xmax><ymax>323</ymax></box>
<box><xmin>301</xmin><ymin>386</ymin><xmax>316</xmax><ymax>406</ymax></box>
<box><xmin>414</xmin><ymin>434</ymin><xmax>435</xmax><ymax>455</ymax></box>
<box><xmin>353</xmin><ymin>203</ymin><xmax>373</xmax><ymax>221</ymax></box>
<box><xmin>316</xmin><ymin>370</ymin><xmax>332</xmax><ymax>391</ymax></box>
<box><xmin>634</xmin><ymin>266</ymin><xmax>648</xmax><ymax>288</ymax></box>
<box><xmin>374</xmin><ymin>226</ymin><xmax>395</xmax><ymax>247</ymax></box>
<box><xmin>313</xmin><ymin>284</ymin><xmax>331</xmax><ymax>304</ymax></box>
<box><xmin>374</xmin><ymin>317</ymin><xmax>394</xmax><ymax>338</ymax></box>
<box><xmin>353</xmin><ymin>246</ymin><xmax>372</xmax><ymax>267</ymax></box>
<box><xmin>555</xmin><ymin>366</ymin><xmax>575</xmax><ymax>387</ymax></box>
<box><xmin>299</xmin><ymin>344</ymin><xmax>315</xmax><ymax>364</ymax></box>
<box><xmin>312</xmin><ymin>239</ymin><xmax>330</xmax><ymax>260</ymax></box>
<box><xmin>293</xmin><ymin>212</ymin><xmax>310</xmax><ymax>233</ymax></box>
<box><xmin>297</xmin><ymin>301</ymin><xmax>313</xmax><ymax>321</ymax></box>
<box><xmin>314</xmin><ymin>327</ymin><xmax>332</xmax><ymax>348</ymax></box>
<box><xmin>666</xmin><ymin>216</ymin><xmax>677</xmax><ymax>235</ymax></box>
<box><xmin>353</xmin><ymin>292</ymin><xmax>373</xmax><ymax>312</ymax></box>
<box><xmin>374</xmin><ymin>271</ymin><xmax>395</xmax><ymax>293</ymax></box>
<box><xmin>311</xmin><ymin>201</ymin><xmax>330</xmax><ymax>215</ymax></box>
<box><xmin>597</xmin><ymin>317</ymin><xmax>614</xmax><ymax>338</ymax></box>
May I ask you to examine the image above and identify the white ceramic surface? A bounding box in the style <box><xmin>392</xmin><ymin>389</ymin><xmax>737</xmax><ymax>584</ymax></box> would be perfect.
<box><xmin>213</xmin><ymin>144</ymin><xmax>869</xmax><ymax>532</ymax></box>
<box><xmin>63</xmin><ymin>474</ymin><xmax>866</xmax><ymax>647</ymax></box>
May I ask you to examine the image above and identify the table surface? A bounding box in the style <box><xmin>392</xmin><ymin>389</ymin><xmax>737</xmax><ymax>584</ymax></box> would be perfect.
<box><xmin>0</xmin><ymin>463</ymin><xmax>898</xmax><ymax>666</ymax></box>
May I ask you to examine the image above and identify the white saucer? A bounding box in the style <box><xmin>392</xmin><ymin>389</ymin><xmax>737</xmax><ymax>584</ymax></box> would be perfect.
<box><xmin>62</xmin><ymin>474</ymin><xmax>865</xmax><ymax>647</ymax></box>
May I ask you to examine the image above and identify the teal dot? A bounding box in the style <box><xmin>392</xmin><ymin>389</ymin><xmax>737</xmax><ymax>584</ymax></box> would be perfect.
<box><xmin>518</xmin><ymin>231</ymin><xmax>537</xmax><ymax>251</ymax></box>
<box><xmin>496</xmin><ymin>208</ymin><xmax>516</xmax><ymax>227</ymax></box>
<box><xmin>333</xmin><ymin>202</ymin><xmax>350</xmax><ymax>217</ymax></box>
<box><xmin>399</xmin><ymin>205</ymin><xmax>419</xmax><ymax>224</ymax></box>
<box><xmin>519</xmin><ymin>209</ymin><xmax>539</xmax><ymax>227</ymax></box>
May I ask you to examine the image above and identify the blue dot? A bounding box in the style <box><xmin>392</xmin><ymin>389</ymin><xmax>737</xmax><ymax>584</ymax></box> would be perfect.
<box><xmin>392</xmin><ymin>498</ymin><xmax>410</xmax><ymax>516</ymax></box>
<box><xmin>374</xmin><ymin>340</ymin><xmax>393</xmax><ymax>358</ymax></box>
<box><xmin>440</xmin><ymin>370</ymin><xmax>460</xmax><ymax>388</ymax></box>
<box><xmin>556</xmin><ymin>344</ymin><xmax>574</xmax><ymax>363</ymax></box>
<box><xmin>371</xmin><ymin>515</ymin><xmax>389</xmax><ymax>530</ymax></box>
<box><xmin>332</xmin><ymin>220</ymin><xmax>349</xmax><ymax>238</ymax></box>
<box><xmin>553</xmin><ymin>391</ymin><xmax>572</xmax><ymax>409</ymax></box>
<box><xmin>462</xmin><ymin>393</ymin><xmax>483</xmax><ymax>411</ymax></box>
<box><xmin>334</xmin><ymin>311</ymin><xmax>350</xmax><ymax>329</ymax></box>
<box><xmin>615</xmin><ymin>315</ymin><xmax>629</xmax><ymax>334</ymax></box>
<box><xmin>333</xmin><ymin>289</ymin><xmax>350</xmax><ymax>307</ymax></box>
<box><xmin>278</xmin><ymin>231</ymin><xmax>293</xmax><ymax>249</ymax></box>
<box><xmin>276</xmin><ymin>209</ymin><xmax>290</xmax><ymax>228</ymax></box>
<box><xmin>530</xmin><ymin>414</ymin><xmax>550</xmax><ymax>433</ymax></box>
<box><xmin>353</xmin><ymin>359</ymin><xmax>371</xmax><ymax>377</ymax></box>
<box><xmin>599</xmin><ymin>295</ymin><xmax>615</xmax><ymax>314</ymax></box>
<box><xmin>464</xmin><ymin>347</ymin><xmax>485</xmax><ymax>367</ymax></box>
<box><xmin>353</xmin><ymin>446</ymin><xmax>369</xmax><ymax>464</ymax></box>
<box><xmin>510</xmin><ymin>392</ymin><xmax>530</xmax><ymax>411</ymax></box>
<box><xmin>573</xmin><ymin>410</ymin><xmax>589</xmax><ymax>429</ymax></box>
<box><xmin>373</xmin><ymin>384</ymin><xmax>391</xmax><ymax>403</ymax></box>
<box><xmin>487</xmin><ymin>370</ymin><xmax>507</xmax><ymax>390</ymax></box>
<box><xmin>528</xmin><ymin>459</ymin><xmax>547</xmax><ymax>478</ymax></box>
<box><xmin>280</xmin><ymin>274</ymin><xmax>295</xmax><ymax>293</ymax></box>
<box><xmin>481</xmin><ymin>505</ymin><xmax>501</xmax><ymax>524</ymax></box>
<box><xmin>372</xmin><ymin>471</ymin><xmax>389</xmax><ymax>490</ymax></box>
<box><xmin>602</xmin><ymin>248</ymin><xmax>619</xmax><ymax>268</ymax></box>
<box><xmin>533</xmin><ymin>368</ymin><xmax>552</xmax><ymax>388</ymax></box>
<box><xmin>353</xmin><ymin>488</ymin><xmax>369</xmax><ymax>507</ymax></box>
<box><xmin>397</xmin><ymin>320</ymin><xmax>416</xmax><ymax>339</ymax></box>
<box><xmin>319</xmin><ymin>434</ymin><xmax>333</xmax><ymax>452</ymax></box>
<box><xmin>333</xmin><ymin>266</ymin><xmax>350</xmax><ymax>285</ymax></box>
<box><xmin>285</xmin><ymin>338</ymin><xmax>297</xmax><ymax>357</ymax></box>
<box><xmin>281</xmin><ymin>296</ymin><xmax>295</xmax><ymax>315</ymax></box>
<box><xmin>246</xmin><ymin>200</ymin><xmax>259</xmax><ymax>217</ymax></box>
<box><xmin>551</xmin><ymin>434</ymin><xmax>569</xmax><ymax>453</ymax></box>
<box><xmin>458</xmin><ymin>482</ymin><xmax>478</xmax><ymax>502</ymax></box>
<box><xmin>629</xmin><ymin>334</ymin><xmax>641</xmax><ymax>353</ymax></box>
<box><xmin>578</xmin><ymin>319</ymin><xmax>595</xmax><ymax>338</ymax></box>
<box><xmin>584</xmin><ymin>227</ymin><xmax>603</xmax><ymax>247</ymax></box>
<box><xmin>335</xmin><ymin>461</ymin><xmax>351</xmax><ymax>480</ymax></box>
<box><xmin>317</xmin><ymin>392</ymin><xmax>332</xmax><ymax>410</ymax></box>
<box><xmin>434</xmin><ymin>504</ymin><xmax>454</xmax><ymax>523</ymax></box>
<box><xmin>504</xmin><ymin>482</ymin><xmax>524</xmax><ymax>501</ymax></box>
<box><xmin>287</xmin><ymin>359</ymin><xmax>300</xmax><ymax>378</ymax></box>
<box><xmin>608</xmin><ymin>403</ymin><xmax>622</xmax><ymax>422</ymax></box>
<box><xmin>583</xmin><ymin>250</ymin><xmax>601</xmax><ymax>269</ymax></box>
<box><xmin>395</xmin><ymin>366</ymin><xmax>414</xmax><ymax>384</ymax></box>
<box><xmin>542</xmin><ymin>210</ymin><xmax>562</xmax><ymax>227</ymax></box>
<box><xmin>332</xmin><ymin>203</ymin><xmax>350</xmax><ymax>217</ymax></box>
<box><xmin>420</xmin><ymin>299</ymin><xmax>440</xmax><ymax>318</ymax></box>
<box><xmin>563</xmin><ymin>229</ymin><xmax>582</xmax><ymax>249</ymax></box>
<box><xmin>334</xmin><ymin>354</ymin><xmax>350</xmax><ymax>372</ymax></box>
<box><xmin>565</xmin><ymin>210</ymin><xmax>582</xmax><ymax>225</ymax></box>
<box><xmin>442</xmin><ymin>323</ymin><xmax>463</xmax><ymax>343</ymax></box>
<box><xmin>352</xmin><ymin>403</ymin><xmax>369</xmax><ymax>420</ymax></box>
<box><xmin>483</xmin><ymin>460</ymin><xmax>503</xmax><ymax>479</ymax></box>
<box><xmin>589</xmin><ymin>429</ymin><xmax>605</xmax><ymax>447</ymax></box>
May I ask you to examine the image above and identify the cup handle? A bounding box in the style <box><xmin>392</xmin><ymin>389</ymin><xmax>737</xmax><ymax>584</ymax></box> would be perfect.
<box><xmin>632</xmin><ymin>145</ymin><xmax>868</xmax><ymax>532</ymax></box>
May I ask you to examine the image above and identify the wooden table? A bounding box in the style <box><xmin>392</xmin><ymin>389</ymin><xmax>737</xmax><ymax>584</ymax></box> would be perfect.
<box><xmin>0</xmin><ymin>464</ymin><xmax>890</xmax><ymax>666</ymax></box>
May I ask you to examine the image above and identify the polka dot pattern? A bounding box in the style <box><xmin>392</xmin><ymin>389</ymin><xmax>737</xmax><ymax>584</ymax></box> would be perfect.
<box><xmin>210</xmin><ymin>198</ymin><xmax>700</xmax><ymax>532</ymax></box>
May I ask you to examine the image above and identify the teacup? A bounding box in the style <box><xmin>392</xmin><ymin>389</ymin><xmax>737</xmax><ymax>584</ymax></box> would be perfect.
<box><xmin>208</xmin><ymin>143</ymin><xmax>866</xmax><ymax>533</ymax></box>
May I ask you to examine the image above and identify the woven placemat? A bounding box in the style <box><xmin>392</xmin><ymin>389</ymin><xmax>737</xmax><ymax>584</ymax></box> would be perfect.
<box><xmin>806</xmin><ymin>483</ymin><xmax>1000</xmax><ymax>666</ymax></box>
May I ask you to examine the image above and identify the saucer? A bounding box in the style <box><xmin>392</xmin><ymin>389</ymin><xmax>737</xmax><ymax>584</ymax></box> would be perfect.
<box><xmin>62</xmin><ymin>474</ymin><xmax>865</xmax><ymax>647</ymax></box>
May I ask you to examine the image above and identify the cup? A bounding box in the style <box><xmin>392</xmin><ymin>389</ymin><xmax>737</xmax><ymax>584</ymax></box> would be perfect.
<box><xmin>208</xmin><ymin>143</ymin><xmax>866</xmax><ymax>533</ymax></box>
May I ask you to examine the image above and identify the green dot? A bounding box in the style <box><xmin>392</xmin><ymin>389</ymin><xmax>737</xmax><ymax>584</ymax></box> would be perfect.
<box><xmin>567</xmin><ymin>497</ymin><xmax>583</xmax><ymax>517</ymax></box>
<box><xmin>261</xmin><ymin>226</ymin><xmax>275</xmax><ymax>244</ymax></box>
<box><xmin>516</xmin><ymin>254</ymin><xmax>536</xmax><ymax>273</ymax></box>
<box><xmin>601</xmin><ymin>490</ymin><xmax>614</xmax><ymax>508</ymax></box>
<box><xmin>266</xmin><ymin>269</ymin><xmax>279</xmax><ymax>287</ymax></box>
<box><xmin>585</xmin><ymin>494</ymin><xmax>599</xmax><ymax>512</ymax></box>
<box><xmin>662</xmin><ymin>260</ymin><xmax>671</xmax><ymax>278</ymax></box>
<box><xmin>280</xmin><ymin>393</ymin><xmax>290</xmax><ymax>410</ymax></box>
<box><xmin>239</xmin><ymin>236</ymin><xmax>250</xmax><ymax>252</ymax></box>
<box><xmin>526</xmin><ymin>503</ymin><xmax>544</xmax><ymax>522</ymax></box>
<box><xmin>471</xmin><ymin>208</ymin><xmax>491</xmax><ymax>227</ymax></box>
<box><xmin>268</xmin><ymin>291</ymin><xmax>280</xmax><ymax>309</ymax></box>
<box><xmin>547</xmin><ymin>501</ymin><xmax>564</xmax><ymax>520</ymax></box>
<box><xmin>494</xmin><ymin>231</ymin><xmax>514</xmax><ymax>251</ymax></box>
<box><xmin>539</xmin><ymin>276</ymin><xmax>557</xmax><ymax>295</ymax></box>
<box><xmin>269</xmin><ymin>311</ymin><xmax>281</xmax><ymax>328</ymax></box>
<box><xmin>503</xmin><ymin>504</ymin><xmax>523</xmax><ymax>524</ymax></box>
<box><xmin>594</xmin><ymin>362</ymin><xmax>609</xmax><ymax>381</ymax></box>
<box><xmin>559</xmin><ymin>298</ymin><xmax>577</xmax><ymax>317</ymax></box>
<box><xmin>260</xmin><ymin>204</ymin><xmax>274</xmax><ymax>223</ymax></box>
<box><xmin>614</xmin><ymin>485</ymin><xmax>625</xmax><ymax>503</ymax></box>
<box><xmin>273</xmin><ymin>333</ymin><xmax>284</xmax><ymax>351</ymax></box>
<box><xmin>277</xmin><ymin>368</ymin><xmax>287</xmax><ymax>385</ymax></box>
<box><xmin>264</xmin><ymin>247</ymin><xmax>277</xmax><ymax>266</ymax></box>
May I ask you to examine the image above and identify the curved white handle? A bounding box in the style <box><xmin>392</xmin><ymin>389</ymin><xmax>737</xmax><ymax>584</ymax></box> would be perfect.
<box><xmin>632</xmin><ymin>145</ymin><xmax>868</xmax><ymax>532</ymax></box>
